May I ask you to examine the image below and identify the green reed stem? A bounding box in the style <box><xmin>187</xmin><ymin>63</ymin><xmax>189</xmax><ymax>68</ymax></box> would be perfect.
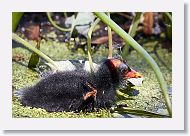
<box><xmin>12</xmin><ymin>33</ymin><xmax>61</xmax><ymax>71</ymax></box>
<box><xmin>87</xmin><ymin>18</ymin><xmax>101</xmax><ymax>72</ymax></box>
<box><xmin>63</xmin><ymin>12</ymin><xmax>68</xmax><ymax>18</ymax></box>
<box><xmin>107</xmin><ymin>12</ymin><xmax>113</xmax><ymax>58</ymax></box>
<box><xmin>122</xmin><ymin>12</ymin><xmax>142</xmax><ymax>58</ymax></box>
<box><xmin>165</xmin><ymin>12</ymin><xmax>172</xmax><ymax>23</ymax></box>
<box><xmin>46</xmin><ymin>12</ymin><xmax>71</xmax><ymax>32</ymax></box>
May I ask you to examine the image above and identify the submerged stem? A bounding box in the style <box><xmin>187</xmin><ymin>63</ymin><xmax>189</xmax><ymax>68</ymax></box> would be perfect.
<box><xmin>95</xmin><ymin>12</ymin><xmax>172</xmax><ymax>117</ymax></box>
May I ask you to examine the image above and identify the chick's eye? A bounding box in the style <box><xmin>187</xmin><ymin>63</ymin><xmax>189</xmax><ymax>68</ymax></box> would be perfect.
<box><xmin>118</xmin><ymin>63</ymin><xmax>128</xmax><ymax>72</ymax></box>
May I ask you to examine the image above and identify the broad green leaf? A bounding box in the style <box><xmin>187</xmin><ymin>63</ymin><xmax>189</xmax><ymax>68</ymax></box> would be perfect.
<box><xmin>12</xmin><ymin>12</ymin><xmax>24</xmax><ymax>32</ymax></box>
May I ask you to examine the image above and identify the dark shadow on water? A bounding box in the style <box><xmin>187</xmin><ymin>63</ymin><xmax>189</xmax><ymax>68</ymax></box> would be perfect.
<box><xmin>126</xmin><ymin>89</ymin><xmax>139</xmax><ymax>96</ymax></box>
<box><xmin>12</xmin><ymin>40</ymin><xmax>33</xmax><ymax>53</ymax></box>
<box><xmin>12</xmin><ymin>40</ymin><xmax>28</xmax><ymax>50</ymax></box>
<box><xmin>119</xmin><ymin>88</ymin><xmax>140</xmax><ymax>97</ymax></box>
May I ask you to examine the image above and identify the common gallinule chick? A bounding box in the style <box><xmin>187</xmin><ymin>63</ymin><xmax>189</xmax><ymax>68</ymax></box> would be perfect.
<box><xmin>18</xmin><ymin>57</ymin><xmax>142</xmax><ymax>112</ymax></box>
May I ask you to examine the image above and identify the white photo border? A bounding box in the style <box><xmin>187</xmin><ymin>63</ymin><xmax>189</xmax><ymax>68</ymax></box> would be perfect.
<box><xmin>0</xmin><ymin>0</ymin><xmax>184</xmax><ymax>130</ymax></box>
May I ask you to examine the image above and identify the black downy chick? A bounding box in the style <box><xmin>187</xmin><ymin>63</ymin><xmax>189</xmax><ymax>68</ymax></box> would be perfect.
<box><xmin>19</xmin><ymin>58</ymin><xmax>142</xmax><ymax>112</ymax></box>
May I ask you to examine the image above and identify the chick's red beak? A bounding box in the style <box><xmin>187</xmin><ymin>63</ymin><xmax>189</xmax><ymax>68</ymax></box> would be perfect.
<box><xmin>125</xmin><ymin>70</ymin><xmax>143</xmax><ymax>79</ymax></box>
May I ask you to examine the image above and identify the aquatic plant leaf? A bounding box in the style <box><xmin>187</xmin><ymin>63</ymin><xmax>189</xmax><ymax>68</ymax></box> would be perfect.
<box><xmin>65</xmin><ymin>12</ymin><xmax>95</xmax><ymax>38</ymax></box>
<box><xmin>91</xmin><ymin>31</ymin><xmax>115</xmax><ymax>45</ymax></box>
<box><xmin>28</xmin><ymin>52</ymin><xmax>40</xmax><ymax>68</ymax></box>
<box><xmin>91</xmin><ymin>36</ymin><xmax>109</xmax><ymax>45</ymax></box>
<box><xmin>115</xmin><ymin>107</ymin><xmax>169</xmax><ymax>118</ymax></box>
<box><xmin>122</xmin><ymin>12</ymin><xmax>142</xmax><ymax>58</ymax></box>
<box><xmin>116</xmin><ymin>90</ymin><xmax>135</xmax><ymax>100</ymax></box>
<box><xmin>25</xmin><ymin>25</ymin><xmax>40</xmax><ymax>41</ymax></box>
<box><xmin>27</xmin><ymin>24</ymin><xmax>41</xmax><ymax>69</ymax></box>
<box><xmin>128</xmin><ymin>12</ymin><xmax>142</xmax><ymax>37</ymax></box>
<box><xmin>12</xmin><ymin>12</ymin><xmax>24</xmax><ymax>32</ymax></box>
<box><xmin>143</xmin><ymin>12</ymin><xmax>154</xmax><ymax>35</ymax></box>
<box><xmin>28</xmin><ymin>40</ymin><xmax>40</xmax><ymax>69</ymax></box>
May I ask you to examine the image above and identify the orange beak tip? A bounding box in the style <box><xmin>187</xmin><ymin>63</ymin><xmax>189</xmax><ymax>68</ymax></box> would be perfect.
<box><xmin>135</xmin><ymin>72</ymin><xmax>143</xmax><ymax>78</ymax></box>
<box><xmin>126</xmin><ymin>71</ymin><xmax>143</xmax><ymax>78</ymax></box>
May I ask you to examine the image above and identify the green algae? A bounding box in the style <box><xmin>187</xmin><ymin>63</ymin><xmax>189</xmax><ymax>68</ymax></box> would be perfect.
<box><xmin>12</xmin><ymin>39</ymin><xmax>172</xmax><ymax>118</ymax></box>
